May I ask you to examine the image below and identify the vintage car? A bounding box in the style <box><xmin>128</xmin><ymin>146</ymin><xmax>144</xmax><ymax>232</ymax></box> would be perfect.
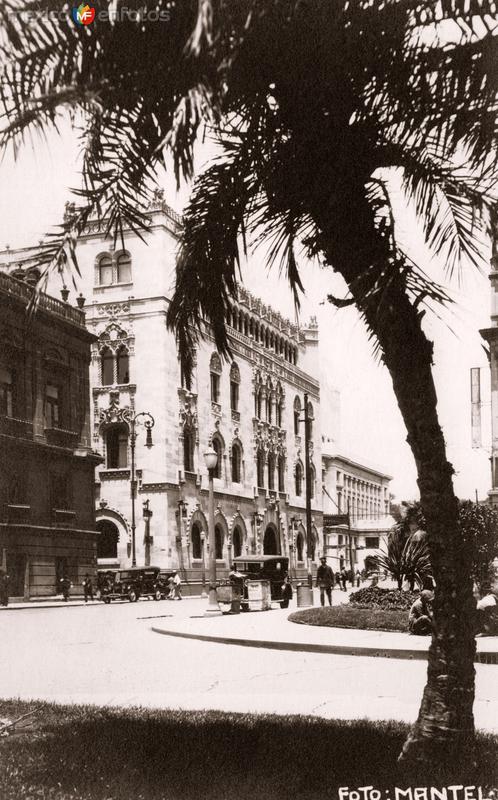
<box><xmin>96</xmin><ymin>566</ymin><xmax>171</xmax><ymax>603</ymax></box>
<box><xmin>221</xmin><ymin>555</ymin><xmax>290</xmax><ymax>609</ymax></box>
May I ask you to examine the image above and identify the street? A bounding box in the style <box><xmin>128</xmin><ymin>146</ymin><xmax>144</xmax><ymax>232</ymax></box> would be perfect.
<box><xmin>1</xmin><ymin>599</ymin><xmax>497</xmax><ymax>731</ymax></box>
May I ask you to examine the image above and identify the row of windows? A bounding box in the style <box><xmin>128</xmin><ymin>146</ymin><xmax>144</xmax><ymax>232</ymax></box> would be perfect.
<box><xmin>103</xmin><ymin>422</ymin><xmax>316</xmax><ymax>498</ymax></box>
<box><xmin>0</xmin><ymin>365</ymin><xmax>66</xmax><ymax>430</ymax></box>
<box><xmin>227</xmin><ymin>306</ymin><xmax>299</xmax><ymax>365</ymax></box>
<box><xmin>191</xmin><ymin>522</ymin><xmax>244</xmax><ymax>560</ymax></box>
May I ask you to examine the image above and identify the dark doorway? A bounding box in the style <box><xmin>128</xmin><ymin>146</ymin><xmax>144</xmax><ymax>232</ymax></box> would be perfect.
<box><xmin>6</xmin><ymin>553</ymin><xmax>26</xmax><ymax>596</ymax></box>
<box><xmin>96</xmin><ymin>520</ymin><xmax>119</xmax><ymax>559</ymax></box>
<box><xmin>263</xmin><ymin>525</ymin><xmax>280</xmax><ymax>555</ymax></box>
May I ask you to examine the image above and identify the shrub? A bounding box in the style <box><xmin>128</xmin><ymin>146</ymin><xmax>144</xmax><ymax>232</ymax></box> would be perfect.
<box><xmin>349</xmin><ymin>586</ymin><xmax>419</xmax><ymax>611</ymax></box>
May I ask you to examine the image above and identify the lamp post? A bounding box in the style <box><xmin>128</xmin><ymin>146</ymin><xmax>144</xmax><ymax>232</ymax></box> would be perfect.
<box><xmin>143</xmin><ymin>499</ymin><xmax>153</xmax><ymax>567</ymax></box>
<box><xmin>303</xmin><ymin>393</ymin><xmax>314</xmax><ymax>588</ymax></box>
<box><xmin>129</xmin><ymin>411</ymin><xmax>155</xmax><ymax>567</ymax></box>
<box><xmin>200</xmin><ymin>530</ymin><xmax>208</xmax><ymax>598</ymax></box>
<box><xmin>204</xmin><ymin>446</ymin><xmax>222</xmax><ymax>615</ymax></box>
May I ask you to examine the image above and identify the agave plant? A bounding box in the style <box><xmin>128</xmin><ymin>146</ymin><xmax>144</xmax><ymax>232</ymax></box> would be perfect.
<box><xmin>373</xmin><ymin>533</ymin><xmax>432</xmax><ymax>591</ymax></box>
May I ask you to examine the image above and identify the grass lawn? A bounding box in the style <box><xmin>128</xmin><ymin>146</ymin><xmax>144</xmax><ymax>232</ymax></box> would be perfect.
<box><xmin>0</xmin><ymin>700</ymin><xmax>496</xmax><ymax>799</ymax></box>
<box><xmin>289</xmin><ymin>605</ymin><xmax>409</xmax><ymax>631</ymax></box>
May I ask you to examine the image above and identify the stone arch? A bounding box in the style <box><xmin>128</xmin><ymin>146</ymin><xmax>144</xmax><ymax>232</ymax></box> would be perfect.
<box><xmin>95</xmin><ymin>507</ymin><xmax>130</xmax><ymax>561</ymax></box>
<box><xmin>263</xmin><ymin>523</ymin><xmax>281</xmax><ymax>555</ymax></box>
<box><xmin>187</xmin><ymin>507</ymin><xmax>208</xmax><ymax>539</ymax></box>
<box><xmin>214</xmin><ymin>510</ymin><xmax>229</xmax><ymax>561</ymax></box>
<box><xmin>230</xmin><ymin>513</ymin><xmax>248</xmax><ymax>557</ymax></box>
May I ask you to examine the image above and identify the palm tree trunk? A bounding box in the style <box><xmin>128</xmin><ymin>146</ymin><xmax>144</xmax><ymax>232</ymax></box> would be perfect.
<box><xmin>359</xmin><ymin>281</ymin><xmax>476</xmax><ymax>776</ymax></box>
<box><xmin>313</xmin><ymin>192</ymin><xmax>476</xmax><ymax>776</ymax></box>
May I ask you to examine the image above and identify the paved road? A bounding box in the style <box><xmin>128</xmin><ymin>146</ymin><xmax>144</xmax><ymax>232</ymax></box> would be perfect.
<box><xmin>1</xmin><ymin>599</ymin><xmax>497</xmax><ymax>731</ymax></box>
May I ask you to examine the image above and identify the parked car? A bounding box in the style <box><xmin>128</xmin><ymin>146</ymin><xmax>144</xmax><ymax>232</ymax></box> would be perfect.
<box><xmin>222</xmin><ymin>555</ymin><xmax>290</xmax><ymax>609</ymax></box>
<box><xmin>96</xmin><ymin>566</ymin><xmax>172</xmax><ymax>603</ymax></box>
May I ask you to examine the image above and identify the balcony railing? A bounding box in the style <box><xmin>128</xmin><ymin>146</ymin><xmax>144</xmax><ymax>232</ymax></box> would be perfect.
<box><xmin>52</xmin><ymin>508</ymin><xmax>77</xmax><ymax>528</ymax></box>
<box><xmin>0</xmin><ymin>271</ymin><xmax>86</xmax><ymax>327</ymax></box>
<box><xmin>0</xmin><ymin>415</ymin><xmax>33</xmax><ymax>439</ymax></box>
<box><xmin>44</xmin><ymin>427</ymin><xmax>80</xmax><ymax>448</ymax></box>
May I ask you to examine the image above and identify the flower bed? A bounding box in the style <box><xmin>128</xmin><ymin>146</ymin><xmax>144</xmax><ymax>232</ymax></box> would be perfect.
<box><xmin>348</xmin><ymin>586</ymin><xmax>419</xmax><ymax>610</ymax></box>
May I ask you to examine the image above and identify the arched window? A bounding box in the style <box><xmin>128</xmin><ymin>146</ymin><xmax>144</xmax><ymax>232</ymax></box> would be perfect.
<box><xmin>191</xmin><ymin>522</ymin><xmax>203</xmax><ymax>560</ymax></box>
<box><xmin>231</xmin><ymin>442</ymin><xmax>242</xmax><ymax>483</ymax></box>
<box><xmin>210</xmin><ymin>352</ymin><xmax>222</xmax><ymax>403</ymax></box>
<box><xmin>98</xmin><ymin>254</ymin><xmax>113</xmax><ymax>286</ymax></box>
<box><xmin>116</xmin><ymin>251</ymin><xmax>132</xmax><ymax>283</ymax></box>
<box><xmin>212</xmin><ymin>436</ymin><xmax>223</xmax><ymax>479</ymax></box>
<box><xmin>116</xmin><ymin>346</ymin><xmax>129</xmax><ymax>384</ymax></box>
<box><xmin>105</xmin><ymin>424</ymin><xmax>128</xmax><ymax>468</ymax></box>
<box><xmin>293</xmin><ymin>396</ymin><xmax>301</xmax><ymax>436</ymax></box>
<box><xmin>101</xmin><ymin>347</ymin><xmax>114</xmax><ymax>386</ymax></box>
<box><xmin>233</xmin><ymin>525</ymin><xmax>243</xmax><ymax>558</ymax></box>
<box><xmin>310</xmin><ymin>463</ymin><xmax>316</xmax><ymax>499</ymax></box>
<box><xmin>278</xmin><ymin>455</ymin><xmax>285</xmax><ymax>493</ymax></box>
<box><xmin>297</xmin><ymin>532</ymin><xmax>305</xmax><ymax>562</ymax></box>
<box><xmin>254</xmin><ymin>387</ymin><xmax>262</xmax><ymax>418</ymax></box>
<box><xmin>266</xmin><ymin>391</ymin><xmax>273</xmax><ymax>423</ymax></box>
<box><xmin>307</xmin><ymin>401</ymin><xmax>314</xmax><ymax>439</ymax></box>
<box><xmin>215</xmin><ymin>524</ymin><xmax>224</xmax><ymax>560</ymax></box>
<box><xmin>276</xmin><ymin>385</ymin><xmax>283</xmax><ymax>427</ymax></box>
<box><xmin>184</xmin><ymin>427</ymin><xmax>195</xmax><ymax>473</ymax></box>
<box><xmin>268</xmin><ymin>453</ymin><xmax>275</xmax><ymax>491</ymax></box>
<box><xmin>295</xmin><ymin>462</ymin><xmax>303</xmax><ymax>496</ymax></box>
<box><xmin>96</xmin><ymin>520</ymin><xmax>119</xmax><ymax>559</ymax></box>
<box><xmin>256</xmin><ymin>449</ymin><xmax>265</xmax><ymax>489</ymax></box>
<box><xmin>230</xmin><ymin>363</ymin><xmax>240</xmax><ymax>412</ymax></box>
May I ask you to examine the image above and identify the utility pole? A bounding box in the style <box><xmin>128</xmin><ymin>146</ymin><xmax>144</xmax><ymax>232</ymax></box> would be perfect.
<box><xmin>304</xmin><ymin>392</ymin><xmax>313</xmax><ymax>588</ymax></box>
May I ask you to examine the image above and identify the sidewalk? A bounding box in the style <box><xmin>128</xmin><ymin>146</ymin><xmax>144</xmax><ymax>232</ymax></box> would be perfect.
<box><xmin>152</xmin><ymin>600</ymin><xmax>498</xmax><ymax>663</ymax></box>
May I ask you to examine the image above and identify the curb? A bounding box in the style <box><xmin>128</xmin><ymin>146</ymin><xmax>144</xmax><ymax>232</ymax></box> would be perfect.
<box><xmin>151</xmin><ymin>625</ymin><xmax>430</xmax><ymax>660</ymax></box>
<box><xmin>151</xmin><ymin>625</ymin><xmax>498</xmax><ymax>663</ymax></box>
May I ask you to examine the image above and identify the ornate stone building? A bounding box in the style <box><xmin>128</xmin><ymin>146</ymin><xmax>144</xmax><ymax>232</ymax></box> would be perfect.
<box><xmin>1</xmin><ymin>196</ymin><xmax>323</xmax><ymax>592</ymax></box>
<box><xmin>0</xmin><ymin>270</ymin><xmax>99</xmax><ymax>598</ymax></box>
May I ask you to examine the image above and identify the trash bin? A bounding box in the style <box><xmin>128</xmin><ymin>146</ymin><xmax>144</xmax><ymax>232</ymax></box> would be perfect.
<box><xmin>296</xmin><ymin>584</ymin><xmax>314</xmax><ymax>608</ymax></box>
<box><xmin>247</xmin><ymin>580</ymin><xmax>271</xmax><ymax>611</ymax></box>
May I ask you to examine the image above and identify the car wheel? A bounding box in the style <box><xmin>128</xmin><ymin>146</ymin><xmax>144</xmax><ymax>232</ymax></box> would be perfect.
<box><xmin>128</xmin><ymin>589</ymin><xmax>138</xmax><ymax>603</ymax></box>
<box><xmin>103</xmin><ymin>597</ymin><xmax>111</xmax><ymax>604</ymax></box>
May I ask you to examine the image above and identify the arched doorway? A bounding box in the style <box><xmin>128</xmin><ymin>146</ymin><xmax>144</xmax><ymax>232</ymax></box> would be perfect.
<box><xmin>96</xmin><ymin>520</ymin><xmax>119</xmax><ymax>560</ymax></box>
<box><xmin>263</xmin><ymin>524</ymin><xmax>280</xmax><ymax>555</ymax></box>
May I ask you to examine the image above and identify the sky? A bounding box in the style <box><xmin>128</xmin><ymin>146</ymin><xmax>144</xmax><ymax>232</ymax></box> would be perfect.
<box><xmin>0</xmin><ymin>123</ymin><xmax>493</xmax><ymax>503</ymax></box>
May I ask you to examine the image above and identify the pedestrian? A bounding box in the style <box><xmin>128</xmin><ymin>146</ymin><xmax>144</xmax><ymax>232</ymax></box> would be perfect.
<box><xmin>58</xmin><ymin>575</ymin><xmax>72</xmax><ymax>602</ymax></box>
<box><xmin>0</xmin><ymin>570</ymin><xmax>9</xmax><ymax>607</ymax></box>
<box><xmin>316</xmin><ymin>557</ymin><xmax>334</xmax><ymax>606</ymax></box>
<box><xmin>340</xmin><ymin>567</ymin><xmax>347</xmax><ymax>591</ymax></box>
<box><xmin>82</xmin><ymin>573</ymin><xmax>94</xmax><ymax>603</ymax></box>
<box><xmin>280</xmin><ymin>575</ymin><xmax>293</xmax><ymax>609</ymax></box>
<box><xmin>355</xmin><ymin>569</ymin><xmax>361</xmax><ymax>588</ymax></box>
<box><xmin>167</xmin><ymin>574</ymin><xmax>175</xmax><ymax>599</ymax></box>
<box><xmin>408</xmin><ymin>590</ymin><xmax>434</xmax><ymax>635</ymax></box>
<box><xmin>173</xmin><ymin>570</ymin><xmax>182</xmax><ymax>600</ymax></box>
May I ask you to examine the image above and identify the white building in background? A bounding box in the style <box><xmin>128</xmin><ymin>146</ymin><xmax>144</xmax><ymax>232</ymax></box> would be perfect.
<box><xmin>0</xmin><ymin>194</ymin><xmax>324</xmax><ymax>592</ymax></box>
<box><xmin>321</xmin><ymin>440</ymin><xmax>394</xmax><ymax>573</ymax></box>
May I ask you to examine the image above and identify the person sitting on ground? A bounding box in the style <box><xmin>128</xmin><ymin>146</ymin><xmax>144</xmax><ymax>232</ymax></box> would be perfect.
<box><xmin>475</xmin><ymin>579</ymin><xmax>498</xmax><ymax>636</ymax></box>
<box><xmin>280</xmin><ymin>575</ymin><xmax>293</xmax><ymax>609</ymax></box>
<box><xmin>408</xmin><ymin>589</ymin><xmax>434</xmax><ymax>635</ymax></box>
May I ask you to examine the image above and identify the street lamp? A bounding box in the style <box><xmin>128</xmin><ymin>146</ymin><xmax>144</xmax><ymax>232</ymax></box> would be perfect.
<box><xmin>129</xmin><ymin>411</ymin><xmax>155</xmax><ymax>567</ymax></box>
<box><xmin>204</xmin><ymin>445</ymin><xmax>222</xmax><ymax>616</ymax></box>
